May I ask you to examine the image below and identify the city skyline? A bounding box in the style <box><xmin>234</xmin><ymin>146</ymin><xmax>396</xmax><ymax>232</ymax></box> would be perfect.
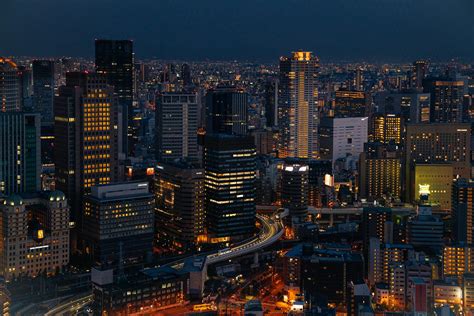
<box><xmin>1</xmin><ymin>0</ymin><xmax>473</xmax><ymax>62</ymax></box>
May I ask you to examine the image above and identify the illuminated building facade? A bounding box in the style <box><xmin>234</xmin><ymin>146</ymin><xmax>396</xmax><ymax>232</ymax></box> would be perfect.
<box><xmin>359</xmin><ymin>143</ymin><xmax>402</xmax><ymax>200</ymax></box>
<box><xmin>404</xmin><ymin>123</ymin><xmax>470</xmax><ymax>204</ymax></box>
<box><xmin>463</xmin><ymin>273</ymin><xmax>474</xmax><ymax>312</ymax></box>
<box><xmin>412</xmin><ymin>60</ymin><xmax>428</xmax><ymax>89</ymax></box>
<box><xmin>278</xmin><ymin>51</ymin><xmax>319</xmax><ymax>159</ymax></box>
<box><xmin>95</xmin><ymin>39</ymin><xmax>134</xmax><ymax>155</ymax></box>
<box><xmin>0</xmin><ymin>191</ymin><xmax>70</xmax><ymax>281</ymax></box>
<box><xmin>443</xmin><ymin>244</ymin><xmax>474</xmax><ymax>282</ymax></box>
<box><xmin>154</xmin><ymin>161</ymin><xmax>205</xmax><ymax>251</ymax></box>
<box><xmin>453</xmin><ymin>178</ymin><xmax>474</xmax><ymax>244</ymax></box>
<box><xmin>205</xmin><ymin>86</ymin><xmax>248</xmax><ymax>136</ymax></box>
<box><xmin>0</xmin><ymin>112</ymin><xmax>40</xmax><ymax>196</ymax></box>
<box><xmin>155</xmin><ymin>93</ymin><xmax>199</xmax><ymax>162</ymax></box>
<box><xmin>433</xmin><ymin>281</ymin><xmax>463</xmax><ymax>307</ymax></box>
<box><xmin>371</xmin><ymin>113</ymin><xmax>402</xmax><ymax>144</ymax></box>
<box><xmin>414</xmin><ymin>164</ymin><xmax>453</xmax><ymax>211</ymax></box>
<box><xmin>319</xmin><ymin>116</ymin><xmax>368</xmax><ymax>166</ymax></box>
<box><xmin>204</xmin><ymin>134</ymin><xmax>256</xmax><ymax>243</ymax></box>
<box><xmin>423</xmin><ymin>78</ymin><xmax>467</xmax><ymax>123</ymax></box>
<box><xmin>334</xmin><ymin>90</ymin><xmax>369</xmax><ymax>118</ymax></box>
<box><xmin>32</xmin><ymin>60</ymin><xmax>55</xmax><ymax>127</ymax></box>
<box><xmin>54</xmin><ymin>72</ymin><xmax>120</xmax><ymax>239</ymax></box>
<box><xmin>82</xmin><ymin>182</ymin><xmax>154</xmax><ymax>267</ymax></box>
<box><xmin>0</xmin><ymin>57</ymin><xmax>21</xmax><ymax>112</ymax></box>
<box><xmin>0</xmin><ymin>278</ymin><xmax>9</xmax><ymax>316</ymax></box>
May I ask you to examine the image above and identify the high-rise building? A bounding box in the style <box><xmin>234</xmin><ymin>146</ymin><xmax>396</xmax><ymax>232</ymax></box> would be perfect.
<box><xmin>204</xmin><ymin>134</ymin><xmax>256</xmax><ymax>243</ymax></box>
<box><xmin>155</xmin><ymin>93</ymin><xmax>199</xmax><ymax>162</ymax></box>
<box><xmin>0</xmin><ymin>191</ymin><xmax>70</xmax><ymax>280</ymax></box>
<box><xmin>334</xmin><ymin>90</ymin><xmax>369</xmax><ymax>118</ymax></box>
<box><xmin>453</xmin><ymin>178</ymin><xmax>474</xmax><ymax>244</ymax></box>
<box><xmin>412</xmin><ymin>60</ymin><xmax>428</xmax><ymax>89</ymax></box>
<box><xmin>278</xmin><ymin>51</ymin><xmax>319</xmax><ymax>159</ymax></box>
<box><xmin>423</xmin><ymin>78</ymin><xmax>467</xmax><ymax>123</ymax></box>
<box><xmin>82</xmin><ymin>182</ymin><xmax>154</xmax><ymax>267</ymax></box>
<box><xmin>359</xmin><ymin>143</ymin><xmax>402</xmax><ymax>200</ymax></box>
<box><xmin>443</xmin><ymin>244</ymin><xmax>474</xmax><ymax>283</ymax></box>
<box><xmin>180</xmin><ymin>63</ymin><xmax>192</xmax><ymax>87</ymax></box>
<box><xmin>404</xmin><ymin>123</ymin><xmax>470</xmax><ymax>204</ymax></box>
<box><xmin>414</xmin><ymin>164</ymin><xmax>453</xmax><ymax>211</ymax></box>
<box><xmin>360</xmin><ymin>207</ymin><xmax>392</xmax><ymax>264</ymax></box>
<box><xmin>280</xmin><ymin>160</ymin><xmax>309</xmax><ymax>226</ymax></box>
<box><xmin>264</xmin><ymin>79</ymin><xmax>278</xmax><ymax>128</ymax></box>
<box><xmin>54</xmin><ymin>72</ymin><xmax>120</xmax><ymax>238</ymax></box>
<box><xmin>375</xmin><ymin>90</ymin><xmax>431</xmax><ymax>124</ymax></box>
<box><xmin>319</xmin><ymin>116</ymin><xmax>368</xmax><ymax>165</ymax></box>
<box><xmin>0</xmin><ymin>112</ymin><xmax>40</xmax><ymax>196</ymax></box>
<box><xmin>0</xmin><ymin>57</ymin><xmax>21</xmax><ymax>112</ymax></box>
<box><xmin>154</xmin><ymin>161</ymin><xmax>205</xmax><ymax>251</ymax></box>
<box><xmin>32</xmin><ymin>60</ymin><xmax>55</xmax><ymax>127</ymax></box>
<box><xmin>463</xmin><ymin>273</ymin><xmax>474</xmax><ymax>313</ymax></box>
<box><xmin>205</xmin><ymin>86</ymin><xmax>248</xmax><ymax>136</ymax></box>
<box><xmin>95</xmin><ymin>39</ymin><xmax>134</xmax><ymax>155</ymax></box>
<box><xmin>370</xmin><ymin>113</ymin><xmax>402</xmax><ymax>144</ymax></box>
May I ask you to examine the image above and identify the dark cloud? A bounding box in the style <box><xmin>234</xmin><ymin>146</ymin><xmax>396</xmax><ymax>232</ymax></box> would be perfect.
<box><xmin>1</xmin><ymin>0</ymin><xmax>472</xmax><ymax>62</ymax></box>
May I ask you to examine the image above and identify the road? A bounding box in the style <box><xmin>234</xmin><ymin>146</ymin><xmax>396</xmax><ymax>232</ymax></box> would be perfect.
<box><xmin>44</xmin><ymin>294</ymin><xmax>92</xmax><ymax>316</ymax></box>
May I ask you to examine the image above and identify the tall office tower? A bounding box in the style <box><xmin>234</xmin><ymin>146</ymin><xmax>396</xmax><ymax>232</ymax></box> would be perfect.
<box><xmin>154</xmin><ymin>161</ymin><xmax>205</xmax><ymax>251</ymax></box>
<box><xmin>82</xmin><ymin>182</ymin><xmax>154</xmax><ymax>267</ymax></box>
<box><xmin>453</xmin><ymin>178</ymin><xmax>474</xmax><ymax>244</ymax></box>
<box><xmin>0</xmin><ymin>112</ymin><xmax>40</xmax><ymax>196</ymax></box>
<box><xmin>423</xmin><ymin>78</ymin><xmax>466</xmax><ymax>123</ymax></box>
<box><xmin>95</xmin><ymin>39</ymin><xmax>134</xmax><ymax>155</ymax></box>
<box><xmin>18</xmin><ymin>66</ymin><xmax>33</xmax><ymax>110</ymax></box>
<box><xmin>360</xmin><ymin>207</ymin><xmax>392</xmax><ymax>264</ymax></box>
<box><xmin>376</xmin><ymin>90</ymin><xmax>431</xmax><ymax>124</ymax></box>
<box><xmin>155</xmin><ymin>93</ymin><xmax>199</xmax><ymax>162</ymax></box>
<box><xmin>319</xmin><ymin>116</ymin><xmax>368</xmax><ymax>165</ymax></box>
<box><xmin>354</xmin><ymin>67</ymin><xmax>363</xmax><ymax>91</ymax></box>
<box><xmin>206</xmin><ymin>86</ymin><xmax>248</xmax><ymax>136</ymax></box>
<box><xmin>0</xmin><ymin>191</ymin><xmax>70</xmax><ymax>280</ymax></box>
<box><xmin>359</xmin><ymin>143</ymin><xmax>402</xmax><ymax>200</ymax></box>
<box><xmin>181</xmin><ymin>63</ymin><xmax>192</xmax><ymax>87</ymax></box>
<box><xmin>54</xmin><ymin>72</ymin><xmax>120</xmax><ymax>237</ymax></box>
<box><xmin>204</xmin><ymin>134</ymin><xmax>256</xmax><ymax>243</ymax></box>
<box><xmin>280</xmin><ymin>160</ymin><xmax>309</xmax><ymax>226</ymax></box>
<box><xmin>443</xmin><ymin>244</ymin><xmax>474</xmax><ymax>282</ymax></box>
<box><xmin>0</xmin><ymin>58</ymin><xmax>21</xmax><ymax>112</ymax></box>
<box><xmin>412</xmin><ymin>60</ymin><xmax>428</xmax><ymax>89</ymax></box>
<box><xmin>370</xmin><ymin>113</ymin><xmax>402</xmax><ymax>144</ymax></box>
<box><xmin>278</xmin><ymin>51</ymin><xmax>319</xmax><ymax>159</ymax></box>
<box><xmin>334</xmin><ymin>90</ymin><xmax>369</xmax><ymax>118</ymax></box>
<box><xmin>32</xmin><ymin>60</ymin><xmax>55</xmax><ymax>127</ymax></box>
<box><xmin>404</xmin><ymin>123</ymin><xmax>470</xmax><ymax>205</ymax></box>
<box><xmin>264</xmin><ymin>79</ymin><xmax>278</xmax><ymax>128</ymax></box>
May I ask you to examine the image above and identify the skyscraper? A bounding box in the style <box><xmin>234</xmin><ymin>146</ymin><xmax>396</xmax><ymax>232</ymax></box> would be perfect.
<box><xmin>280</xmin><ymin>160</ymin><xmax>309</xmax><ymax>226</ymax></box>
<box><xmin>204</xmin><ymin>134</ymin><xmax>256</xmax><ymax>243</ymax></box>
<box><xmin>334</xmin><ymin>90</ymin><xmax>369</xmax><ymax>118</ymax></box>
<box><xmin>206</xmin><ymin>86</ymin><xmax>248</xmax><ymax>136</ymax></box>
<box><xmin>0</xmin><ymin>112</ymin><xmax>40</xmax><ymax>196</ymax></box>
<box><xmin>278</xmin><ymin>51</ymin><xmax>319</xmax><ymax>159</ymax></box>
<box><xmin>54</xmin><ymin>72</ymin><xmax>120</xmax><ymax>236</ymax></box>
<box><xmin>370</xmin><ymin>113</ymin><xmax>402</xmax><ymax>144</ymax></box>
<box><xmin>154</xmin><ymin>161</ymin><xmax>205</xmax><ymax>251</ymax></box>
<box><xmin>423</xmin><ymin>78</ymin><xmax>466</xmax><ymax>123</ymax></box>
<box><xmin>0</xmin><ymin>57</ymin><xmax>21</xmax><ymax>112</ymax></box>
<box><xmin>155</xmin><ymin>93</ymin><xmax>199</xmax><ymax>162</ymax></box>
<box><xmin>375</xmin><ymin>90</ymin><xmax>430</xmax><ymax>124</ymax></box>
<box><xmin>453</xmin><ymin>178</ymin><xmax>474</xmax><ymax>244</ymax></box>
<box><xmin>82</xmin><ymin>182</ymin><xmax>154</xmax><ymax>267</ymax></box>
<box><xmin>404</xmin><ymin>123</ymin><xmax>470</xmax><ymax>204</ymax></box>
<box><xmin>95</xmin><ymin>39</ymin><xmax>134</xmax><ymax>155</ymax></box>
<box><xmin>32</xmin><ymin>60</ymin><xmax>55</xmax><ymax>127</ymax></box>
<box><xmin>264</xmin><ymin>79</ymin><xmax>278</xmax><ymax>128</ymax></box>
<box><xmin>412</xmin><ymin>60</ymin><xmax>428</xmax><ymax>89</ymax></box>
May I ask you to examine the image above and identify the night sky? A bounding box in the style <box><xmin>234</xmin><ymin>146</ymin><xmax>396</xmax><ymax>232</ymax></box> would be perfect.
<box><xmin>1</xmin><ymin>0</ymin><xmax>473</xmax><ymax>62</ymax></box>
